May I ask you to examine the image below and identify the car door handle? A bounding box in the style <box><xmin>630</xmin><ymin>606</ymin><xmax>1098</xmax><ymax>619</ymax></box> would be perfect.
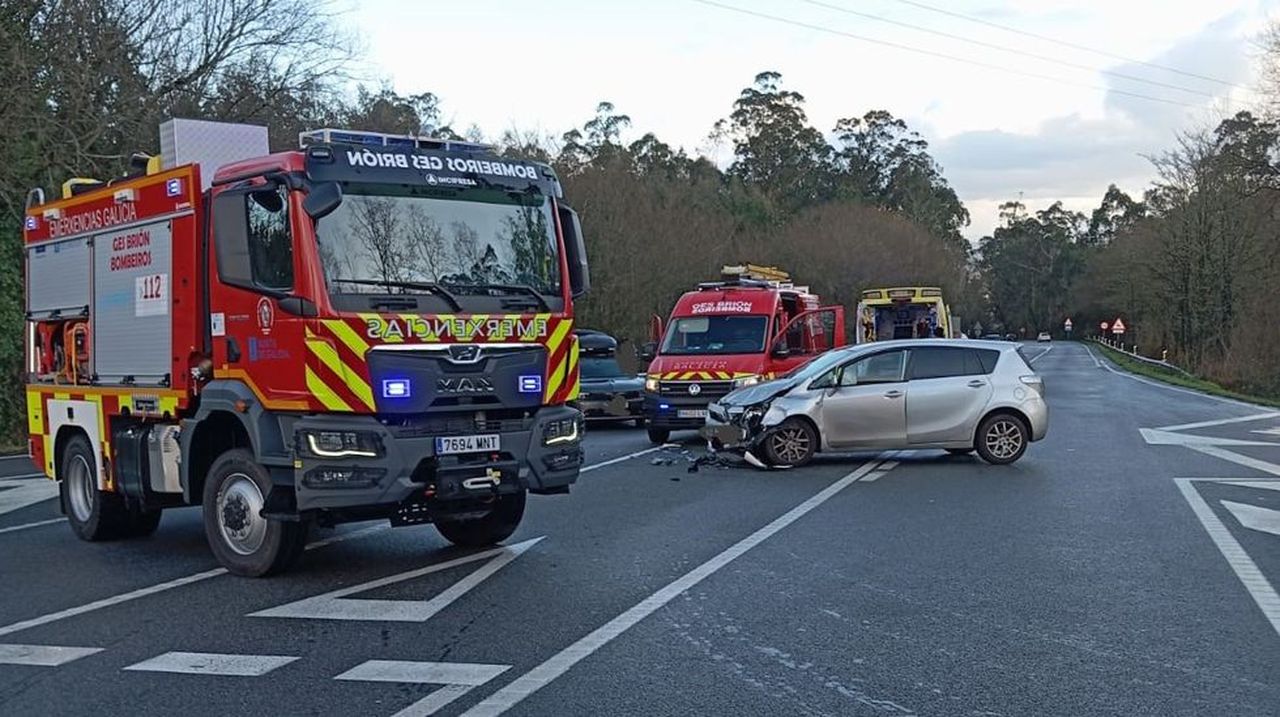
<box><xmin>883</xmin><ymin>390</ymin><xmax>904</xmax><ymax>399</ymax></box>
<box><xmin>967</xmin><ymin>380</ymin><xmax>986</xmax><ymax>388</ymax></box>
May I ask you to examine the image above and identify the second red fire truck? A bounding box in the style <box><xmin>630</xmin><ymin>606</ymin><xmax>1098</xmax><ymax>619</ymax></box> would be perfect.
<box><xmin>641</xmin><ymin>264</ymin><xmax>845</xmax><ymax>444</ymax></box>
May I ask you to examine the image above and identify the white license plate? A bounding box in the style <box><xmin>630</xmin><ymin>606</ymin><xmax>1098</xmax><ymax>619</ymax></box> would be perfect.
<box><xmin>678</xmin><ymin>409</ymin><xmax>708</xmax><ymax>419</ymax></box>
<box><xmin>435</xmin><ymin>434</ymin><xmax>500</xmax><ymax>455</ymax></box>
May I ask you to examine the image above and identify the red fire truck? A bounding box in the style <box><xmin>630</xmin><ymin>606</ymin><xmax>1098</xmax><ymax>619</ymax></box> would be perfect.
<box><xmin>641</xmin><ymin>264</ymin><xmax>844</xmax><ymax>444</ymax></box>
<box><xmin>23</xmin><ymin>120</ymin><xmax>589</xmax><ymax>576</ymax></box>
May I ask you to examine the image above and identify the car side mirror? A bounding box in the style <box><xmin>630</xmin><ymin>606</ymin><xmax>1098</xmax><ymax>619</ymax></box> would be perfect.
<box><xmin>558</xmin><ymin>204</ymin><xmax>590</xmax><ymax>298</ymax></box>
<box><xmin>638</xmin><ymin>342</ymin><xmax>657</xmax><ymax>362</ymax></box>
<box><xmin>771</xmin><ymin>344</ymin><xmax>791</xmax><ymax>358</ymax></box>
<box><xmin>303</xmin><ymin>181</ymin><xmax>342</xmax><ymax>220</ymax></box>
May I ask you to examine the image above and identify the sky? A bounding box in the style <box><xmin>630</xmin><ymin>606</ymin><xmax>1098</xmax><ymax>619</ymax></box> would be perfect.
<box><xmin>348</xmin><ymin>0</ymin><xmax>1277</xmax><ymax>239</ymax></box>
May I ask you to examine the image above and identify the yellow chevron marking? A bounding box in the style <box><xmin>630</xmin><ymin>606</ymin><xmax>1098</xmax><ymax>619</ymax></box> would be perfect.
<box><xmin>306</xmin><ymin>366</ymin><xmax>353</xmax><ymax>411</ymax></box>
<box><xmin>324</xmin><ymin>319</ymin><xmax>371</xmax><ymax>358</ymax></box>
<box><xmin>565</xmin><ymin>335</ymin><xmax>581</xmax><ymax>400</ymax></box>
<box><xmin>545</xmin><ymin>318</ymin><xmax>572</xmax><ymax>355</ymax></box>
<box><xmin>307</xmin><ymin>331</ymin><xmax>373</xmax><ymax>410</ymax></box>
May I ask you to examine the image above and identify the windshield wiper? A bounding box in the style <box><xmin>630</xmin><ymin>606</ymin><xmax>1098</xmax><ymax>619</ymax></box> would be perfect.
<box><xmin>444</xmin><ymin>283</ymin><xmax>552</xmax><ymax>311</ymax></box>
<box><xmin>330</xmin><ymin>278</ymin><xmax>462</xmax><ymax>311</ymax></box>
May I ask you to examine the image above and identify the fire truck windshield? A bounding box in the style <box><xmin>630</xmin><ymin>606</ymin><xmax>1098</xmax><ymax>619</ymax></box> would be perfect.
<box><xmin>313</xmin><ymin>185</ymin><xmax>561</xmax><ymax>299</ymax></box>
<box><xmin>660</xmin><ymin>315</ymin><xmax>769</xmax><ymax>355</ymax></box>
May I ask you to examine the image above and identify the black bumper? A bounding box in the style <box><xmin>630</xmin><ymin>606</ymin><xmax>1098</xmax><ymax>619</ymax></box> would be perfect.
<box><xmin>289</xmin><ymin>405</ymin><xmax>584</xmax><ymax>513</ymax></box>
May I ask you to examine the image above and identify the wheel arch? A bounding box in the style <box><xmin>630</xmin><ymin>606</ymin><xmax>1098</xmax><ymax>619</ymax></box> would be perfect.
<box><xmin>973</xmin><ymin>407</ymin><xmax>1031</xmax><ymax>445</ymax></box>
<box><xmin>182</xmin><ymin>411</ymin><xmax>253</xmax><ymax>505</ymax></box>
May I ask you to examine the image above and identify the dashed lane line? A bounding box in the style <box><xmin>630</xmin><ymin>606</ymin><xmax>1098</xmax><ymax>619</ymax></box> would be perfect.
<box><xmin>580</xmin><ymin>446</ymin><xmax>665</xmax><ymax>474</ymax></box>
<box><xmin>0</xmin><ymin>643</ymin><xmax>102</xmax><ymax>666</ymax></box>
<box><xmin>461</xmin><ymin>456</ymin><xmax>891</xmax><ymax>717</ymax></box>
<box><xmin>1174</xmin><ymin>478</ymin><xmax>1280</xmax><ymax>639</ymax></box>
<box><xmin>123</xmin><ymin>651</ymin><xmax>299</xmax><ymax>677</ymax></box>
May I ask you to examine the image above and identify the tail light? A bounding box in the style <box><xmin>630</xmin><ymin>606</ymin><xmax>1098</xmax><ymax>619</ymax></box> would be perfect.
<box><xmin>1020</xmin><ymin>374</ymin><xmax>1045</xmax><ymax>396</ymax></box>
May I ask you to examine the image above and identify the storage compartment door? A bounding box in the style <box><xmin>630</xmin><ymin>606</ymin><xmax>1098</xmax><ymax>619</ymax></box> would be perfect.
<box><xmin>93</xmin><ymin>220</ymin><xmax>173</xmax><ymax>383</ymax></box>
<box><xmin>27</xmin><ymin>237</ymin><xmax>91</xmax><ymax>319</ymax></box>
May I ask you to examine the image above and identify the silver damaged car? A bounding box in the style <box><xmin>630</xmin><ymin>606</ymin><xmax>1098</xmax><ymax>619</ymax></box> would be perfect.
<box><xmin>702</xmin><ymin>340</ymin><xmax>1048</xmax><ymax>467</ymax></box>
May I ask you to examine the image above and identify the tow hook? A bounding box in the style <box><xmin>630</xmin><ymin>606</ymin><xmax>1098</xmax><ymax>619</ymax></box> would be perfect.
<box><xmin>462</xmin><ymin>468</ymin><xmax>504</xmax><ymax>491</ymax></box>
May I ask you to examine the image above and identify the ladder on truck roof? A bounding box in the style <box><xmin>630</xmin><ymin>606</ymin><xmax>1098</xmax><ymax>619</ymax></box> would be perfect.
<box><xmin>721</xmin><ymin>263</ymin><xmax>791</xmax><ymax>283</ymax></box>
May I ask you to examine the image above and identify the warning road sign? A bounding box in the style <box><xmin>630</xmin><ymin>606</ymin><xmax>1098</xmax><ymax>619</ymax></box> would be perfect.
<box><xmin>1111</xmin><ymin>318</ymin><xmax>1126</xmax><ymax>334</ymax></box>
<box><xmin>1064</xmin><ymin>318</ymin><xmax>1073</xmax><ymax>330</ymax></box>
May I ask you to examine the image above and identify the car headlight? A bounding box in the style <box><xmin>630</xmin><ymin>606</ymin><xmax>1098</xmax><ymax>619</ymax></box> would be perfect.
<box><xmin>543</xmin><ymin>416</ymin><xmax>583</xmax><ymax>445</ymax></box>
<box><xmin>644</xmin><ymin>377</ymin><xmax>660</xmax><ymax>392</ymax></box>
<box><xmin>742</xmin><ymin>405</ymin><xmax>766</xmax><ymax>424</ymax></box>
<box><xmin>301</xmin><ymin>430</ymin><xmax>383</xmax><ymax>458</ymax></box>
<box><xmin>733</xmin><ymin>375</ymin><xmax>761</xmax><ymax>388</ymax></box>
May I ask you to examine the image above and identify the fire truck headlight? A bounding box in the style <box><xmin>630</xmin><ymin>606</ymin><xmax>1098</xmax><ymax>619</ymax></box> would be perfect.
<box><xmin>733</xmin><ymin>375</ymin><xmax>762</xmax><ymax>388</ymax></box>
<box><xmin>543</xmin><ymin>416</ymin><xmax>583</xmax><ymax>446</ymax></box>
<box><xmin>301</xmin><ymin>430</ymin><xmax>383</xmax><ymax>458</ymax></box>
<box><xmin>644</xmin><ymin>377</ymin><xmax>659</xmax><ymax>392</ymax></box>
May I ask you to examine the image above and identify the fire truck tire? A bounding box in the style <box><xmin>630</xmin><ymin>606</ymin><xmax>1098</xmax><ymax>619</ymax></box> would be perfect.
<box><xmin>434</xmin><ymin>490</ymin><xmax>526</xmax><ymax>548</ymax></box>
<box><xmin>60</xmin><ymin>434</ymin><xmax>131</xmax><ymax>541</ymax></box>
<box><xmin>646</xmin><ymin>427</ymin><xmax>670</xmax><ymax>445</ymax></box>
<box><xmin>202</xmin><ymin>449</ymin><xmax>305</xmax><ymax>577</ymax></box>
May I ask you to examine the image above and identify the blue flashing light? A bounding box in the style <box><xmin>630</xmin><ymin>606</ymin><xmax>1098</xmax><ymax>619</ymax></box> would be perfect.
<box><xmin>382</xmin><ymin>378</ymin><xmax>411</xmax><ymax>399</ymax></box>
<box><xmin>659</xmin><ymin>403</ymin><xmax>671</xmax><ymax>411</ymax></box>
<box><xmin>519</xmin><ymin>375</ymin><xmax>543</xmax><ymax>394</ymax></box>
<box><xmin>166</xmin><ymin>177</ymin><xmax>182</xmax><ymax>197</ymax></box>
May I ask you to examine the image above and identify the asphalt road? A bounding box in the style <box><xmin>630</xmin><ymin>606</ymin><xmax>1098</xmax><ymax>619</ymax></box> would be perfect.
<box><xmin>2</xmin><ymin>341</ymin><xmax>1278</xmax><ymax>716</ymax></box>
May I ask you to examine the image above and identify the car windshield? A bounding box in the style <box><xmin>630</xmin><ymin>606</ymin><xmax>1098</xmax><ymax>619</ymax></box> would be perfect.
<box><xmin>314</xmin><ymin>185</ymin><xmax>560</xmax><ymax>296</ymax></box>
<box><xmin>660</xmin><ymin>315</ymin><xmax>769</xmax><ymax>355</ymax></box>
<box><xmin>783</xmin><ymin>348</ymin><xmax>859</xmax><ymax>383</ymax></box>
<box><xmin>580</xmin><ymin>356</ymin><xmax>627</xmax><ymax>379</ymax></box>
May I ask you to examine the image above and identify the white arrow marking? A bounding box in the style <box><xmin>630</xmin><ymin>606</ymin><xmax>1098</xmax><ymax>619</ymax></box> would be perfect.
<box><xmin>250</xmin><ymin>537</ymin><xmax>543</xmax><ymax>622</ymax></box>
<box><xmin>337</xmin><ymin>660</ymin><xmax>511</xmax><ymax>717</ymax></box>
<box><xmin>1223</xmin><ymin>481</ymin><xmax>1280</xmax><ymax>492</ymax></box>
<box><xmin>1157</xmin><ymin>412</ymin><xmax>1280</xmax><ymax>432</ymax></box>
<box><xmin>1187</xmin><ymin>445</ymin><xmax>1280</xmax><ymax>478</ymax></box>
<box><xmin>0</xmin><ymin>479</ymin><xmax>59</xmax><ymax>517</ymax></box>
<box><xmin>1251</xmin><ymin>427</ymin><xmax>1280</xmax><ymax>437</ymax></box>
<box><xmin>1221</xmin><ymin>501</ymin><xmax>1280</xmax><ymax>537</ymax></box>
<box><xmin>1139</xmin><ymin>428</ymin><xmax>1278</xmax><ymax>447</ymax></box>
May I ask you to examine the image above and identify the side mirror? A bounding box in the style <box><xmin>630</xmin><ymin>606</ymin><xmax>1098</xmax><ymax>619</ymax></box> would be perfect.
<box><xmin>771</xmin><ymin>344</ymin><xmax>791</xmax><ymax>358</ymax></box>
<box><xmin>638</xmin><ymin>342</ymin><xmax>657</xmax><ymax>362</ymax></box>
<box><xmin>303</xmin><ymin>181</ymin><xmax>343</xmax><ymax>220</ymax></box>
<box><xmin>558</xmin><ymin>204</ymin><xmax>590</xmax><ymax>298</ymax></box>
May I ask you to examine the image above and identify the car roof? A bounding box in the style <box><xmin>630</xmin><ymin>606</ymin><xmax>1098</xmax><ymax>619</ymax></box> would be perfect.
<box><xmin>831</xmin><ymin>339</ymin><xmax>1017</xmax><ymax>357</ymax></box>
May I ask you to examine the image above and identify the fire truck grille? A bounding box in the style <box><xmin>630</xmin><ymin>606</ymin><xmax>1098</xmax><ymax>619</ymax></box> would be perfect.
<box><xmin>387</xmin><ymin>413</ymin><xmax>534</xmax><ymax>438</ymax></box>
<box><xmin>657</xmin><ymin>380</ymin><xmax>734</xmax><ymax>398</ymax></box>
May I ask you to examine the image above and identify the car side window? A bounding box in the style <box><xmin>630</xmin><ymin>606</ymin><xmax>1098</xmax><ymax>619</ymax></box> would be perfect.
<box><xmin>975</xmin><ymin>348</ymin><xmax>1000</xmax><ymax>374</ymax></box>
<box><xmin>907</xmin><ymin>347</ymin><xmax>976</xmax><ymax>380</ymax></box>
<box><xmin>841</xmin><ymin>350</ymin><xmax>906</xmax><ymax>386</ymax></box>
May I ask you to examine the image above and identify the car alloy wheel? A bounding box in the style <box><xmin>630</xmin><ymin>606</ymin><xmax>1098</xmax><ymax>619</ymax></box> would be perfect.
<box><xmin>984</xmin><ymin>419</ymin><xmax>1024</xmax><ymax>461</ymax></box>
<box><xmin>764</xmin><ymin>419</ymin><xmax>817</xmax><ymax>467</ymax></box>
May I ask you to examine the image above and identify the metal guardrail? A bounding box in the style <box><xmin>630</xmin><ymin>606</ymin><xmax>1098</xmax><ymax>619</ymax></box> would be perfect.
<box><xmin>1091</xmin><ymin>338</ymin><xmax>1194</xmax><ymax>377</ymax></box>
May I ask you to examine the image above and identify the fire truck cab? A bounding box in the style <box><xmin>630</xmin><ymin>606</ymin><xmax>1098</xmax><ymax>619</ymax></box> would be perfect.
<box><xmin>23</xmin><ymin>120</ymin><xmax>589</xmax><ymax>576</ymax></box>
<box><xmin>641</xmin><ymin>264</ymin><xmax>844</xmax><ymax>444</ymax></box>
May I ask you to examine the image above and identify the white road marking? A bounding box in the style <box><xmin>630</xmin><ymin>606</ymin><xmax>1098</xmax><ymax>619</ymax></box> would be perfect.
<box><xmin>0</xmin><ymin>518</ymin><xmax>63</xmax><ymax>535</ymax></box>
<box><xmin>251</xmin><ymin>537</ymin><xmax>543</xmax><ymax>622</ymax></box>
<box><xmin>1221</xmin><ymin>501</ymin><xmax>1280</xmax><ymax>537</ymax></box>
<box><xmin>1187</xmin><ymin>444</ymin><xmax>1280</xmax><ymax>478</ymax></box>
<box><xmin>581</xmin><ymin>446</ymin><xmax>664</xmax><ymax>474</ymax></box>
<box><xmin>0</xmin><ymin>479</ymin><xmax>59</xmax><ymax>517</ymax></box>
<box><xmin>1157</xmin><ymin>412</ymin><xmax>1280</xmax><ymax>433</ymax></box>
<box><xmin>0</xmin><ymin>643</ymin><xmax>102</xmax><ymax>666</ymax></box>
<box><xmin>1139</xmin><ymin>428</ymin><xmax>1276</xmax><ymax>447</ymax></box>
<box><xmin>1252</xmin><ymin>427</ymin><xmax>1280</xmax><ymax>437</ymax></box>
<box><xmin>1082</xmin><ymin>343</ymin><xmax>1103</xmax><ymax>368</ymax></box>
<box><xmin>0</xmin><ymin>523</ymin><xmax>388</xmax><ymax>638</ymax></box>
<box><xmin>0</xmin><ymin>447</ymin><xmax>656</xmax><ymax>637</ymax></box>
<box><xmin>123</xmin><ymin>651</ymin><xmax>298</xmax><ymax>677</ymax></box>
<box><xmin>338</xmin><ymin>660</ymin><xmax>511</xmax><ymax>717</ymax></box>
<box><xmin>461</xmin><ymin>457</ymin><xmax>889</xmax><ymax>717</ymax></box>
<box><xmin>1026</xmin><ymin>346</ymin><xmax>1053</xmax><ymax>363</ymax></box>
<box><xmin>1094</xmin><ymin>349</ymin><xmax>1271</xmax><ymax>409</ymax></box>
<box><xmin>1174</xmin><ymin>479</ymin><xmax>1280</xmax><ymax>638</ymax></box>
<box><xmin>1223</xmin><ymin>480</ymin><xmax>1280</xmax><ymax>492</ymax></box>
<box><xmin>859</xmin><ymin>471</ymin><xmax>888</xmax><ymax>483</ymax></box>
<box><xmin>0</xmin><ymin>473</ymin><xmax>45</xmax><ymax>480</ymax></box>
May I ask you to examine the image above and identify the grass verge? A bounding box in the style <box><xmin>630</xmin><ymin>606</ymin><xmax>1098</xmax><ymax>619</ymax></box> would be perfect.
<box><xmin>1090</xmin><ymin>341</ymin><xmax>1280</xmax><ymax>409</ymax></box>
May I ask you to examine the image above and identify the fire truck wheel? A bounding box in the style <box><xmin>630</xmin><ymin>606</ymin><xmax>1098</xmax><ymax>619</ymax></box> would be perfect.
<box><xmin>434</xmin><ymin>491</ymin><xmax>526</xmax><ymax>548</ymax></box>
<box><xmin>646</xmin><ymin>427</ymin><xmax>670</xmax><ymax>445</ymax></box>
<box><xmin>60</xmin><ymin>433</ymin><xmax>132</xmax><ymax>541</ymax></box>
<box><xmin>203</xmin><ymin>449</ymin><xmax>305</xmax><ymax>577</ymax></box>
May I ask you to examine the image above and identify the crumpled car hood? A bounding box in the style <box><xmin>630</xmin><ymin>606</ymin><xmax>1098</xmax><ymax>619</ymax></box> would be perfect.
<box><xmin>718</xmin><ymin>377</ymin><xmax>798</xmax><ymax>407</ymax></box>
